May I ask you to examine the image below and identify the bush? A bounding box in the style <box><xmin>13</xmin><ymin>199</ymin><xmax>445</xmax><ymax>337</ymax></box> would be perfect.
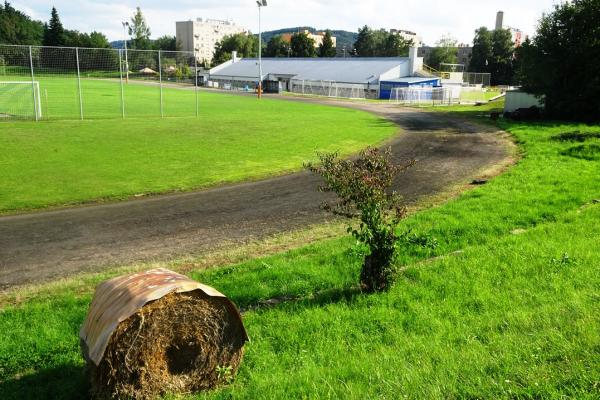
<box><xmin>307</xmin><ymin>147</ymin><xmax>414</xmax><ymax>292</ymax></box>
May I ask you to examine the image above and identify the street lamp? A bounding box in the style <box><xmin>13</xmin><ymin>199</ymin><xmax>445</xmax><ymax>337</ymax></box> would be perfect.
<box><xmin>256</xmin><ymin>0</ymin><xmax>267</xmax><ymax>98</ymax></box>
<box><xmin>122</xmin><ymin>21</ymin><xmax>130</xmax><ymax>83</ymax></box>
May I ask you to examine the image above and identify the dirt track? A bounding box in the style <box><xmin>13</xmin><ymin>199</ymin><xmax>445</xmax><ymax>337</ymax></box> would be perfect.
<box><xmin>0</xmin><ymin>98</ymin><xmax>510</xmax><ymax>289</ymax></box>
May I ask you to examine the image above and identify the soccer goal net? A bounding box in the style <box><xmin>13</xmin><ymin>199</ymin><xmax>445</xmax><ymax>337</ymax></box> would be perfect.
<box><xmin>389</xmin><ymin>86</ymin><xmax>460</xmax><ymax>106</ymax></box>
<box><xmin>0</xmin><ymin>81</ymin><xmax>42</xmax><ymax>120</ymax></box>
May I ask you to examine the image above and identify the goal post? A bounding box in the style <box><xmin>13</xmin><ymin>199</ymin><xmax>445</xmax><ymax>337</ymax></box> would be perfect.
<box><xmin>0</xmin><ymin>81</ymin><xmax>42</xmax><ymax>120</ymax></box>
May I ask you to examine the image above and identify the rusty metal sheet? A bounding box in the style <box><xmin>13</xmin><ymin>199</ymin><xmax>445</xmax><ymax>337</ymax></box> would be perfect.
<box><xmin>80</xmin><ymin>268</ymin><xmax>245</xmax><ymax>366</ymax></box>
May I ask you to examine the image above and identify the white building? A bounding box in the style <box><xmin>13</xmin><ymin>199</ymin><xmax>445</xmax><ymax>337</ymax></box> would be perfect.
<box><xmin>390</xmin><ymin>29</ymin><xmax>422</xmax><ymax>47</ymax></box>
<box><xmin>207</xmin><ymin>47</ymin><xmax>429</xmax><ymax>99</ymax></box>
<box><xmin>176</xmin><ymin>18</ymin><xmax>248</xmax><ymax>64</ymax></box>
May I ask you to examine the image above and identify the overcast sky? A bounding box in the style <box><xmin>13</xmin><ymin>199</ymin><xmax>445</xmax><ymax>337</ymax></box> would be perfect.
<box><xmin>15</xmin><ymin>0</ymin><xmax>559</xmax><ymax>45</ymax></box>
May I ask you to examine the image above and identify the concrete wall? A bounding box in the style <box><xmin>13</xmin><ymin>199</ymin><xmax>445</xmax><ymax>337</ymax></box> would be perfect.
<box><xmin>504</xmin><ymin>91</ymin><xmax>544</xmax><ymax>112</ymax></box>
<box><xmin>176</xmin><ymin>21</ymin><xmax>194</xmax><ymax>53</ymax></box>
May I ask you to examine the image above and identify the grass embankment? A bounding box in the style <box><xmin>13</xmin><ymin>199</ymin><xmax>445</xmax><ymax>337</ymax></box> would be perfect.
<box><xmin>0</xmin><ymin>106</ymin><xmax>599</xmax><ymax>399</ymax></box>
<box><xmin>0</xmin><ymin>91</ymin><xmax>396</xmax><ymax>213</ymax></box>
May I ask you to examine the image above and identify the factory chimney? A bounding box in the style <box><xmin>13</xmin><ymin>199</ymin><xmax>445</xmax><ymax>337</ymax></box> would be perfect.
<box><xmin>495</xmin><ymin>11</ymin><xmax>504</xmax><ymax>30</ymax></box>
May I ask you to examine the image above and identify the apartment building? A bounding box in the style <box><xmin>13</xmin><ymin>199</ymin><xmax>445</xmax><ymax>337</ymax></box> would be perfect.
<box><xmin>176</xmin><ymin>18</ymin><xmax>248</xmax><ymax>64</ymax></box>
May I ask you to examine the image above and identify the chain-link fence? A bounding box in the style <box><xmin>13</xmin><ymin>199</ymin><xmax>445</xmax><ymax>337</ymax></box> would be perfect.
<box><xmin>463</xmin><ymin>72</ymin><xmax>491</xmax><ymax>87</ymax></box>
<box><xmin>0</xmin><ymin>44</ymin><xmax>198</xmax><ymax>121</ymax></box>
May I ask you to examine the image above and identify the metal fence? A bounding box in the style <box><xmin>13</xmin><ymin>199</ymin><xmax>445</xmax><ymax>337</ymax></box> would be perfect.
<box><xmin>289</xmin><ymin>79</ymin><xmax>368</xmax><ymax>99</ymax></box>
<box><xmin>464</xmin><ymin>72</ymin><xmax>491</xmax><ymax>87</ymax></box>
<box><xmin>0</xmin><ymin>44</ymin><xmax>198</xmax><ymax>121</ymax></box>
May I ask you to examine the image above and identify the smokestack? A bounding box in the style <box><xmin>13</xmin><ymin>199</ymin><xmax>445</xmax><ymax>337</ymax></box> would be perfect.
<box><xmin>495</xmin><ymin>11</ymin><xmax>504</xmax><ymax>30</ymax></box>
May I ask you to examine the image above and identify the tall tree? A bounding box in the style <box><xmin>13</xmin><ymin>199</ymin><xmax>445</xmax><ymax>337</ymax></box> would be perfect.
<box><xmin>213</xmin><ymin>33</ymin><xmax>258</xmax><ymax>65</ymax></box>
<box><xmin>490</xmin><ymin>28</ymin><xmax>514</xmax><ymax>84</ymax></box>
<box><xmin>42</xmin><ymin>7</ymin><xmax>65</xmax><ymax>46</ymax></box>
<box><xmin>87</xmin><ymin>31</ymin><xmax>111</xmax><ymax>48</ymax></box>
<box><xmin>264</xmin><ymin>35</ymin><xmax>289</xmax><ymax>57</ymax></box>
<box><xmin>517</xmin><ymin>0</ymin><xmax>600</xmax><ymax>121</ymax></box>
<box><xmin>382</xmin><ymin>33</ymin><xmax>411</xmax><ymax>57</ymax></box>
<box><xmin>469</xmin><ymin>27</ymin><xmax>493</xmax><ymax>72</ymax></box>
<box><xmin>290</xmin><ymin>32</ymin><xmax>316</xmax><ymax>57</ymax></box>
<box><xmin>426</xmin><ymin>35</ymin><xmax>458</xmax><ymax>69</ymax></box>
<box><xmin>354</xmin><ymin>26</ymin><xmax>413</xmax><ymax>57</ymax></box>
<box><xmin>128</xmin><ymin>7</ymin><xmax>151</xmax><ymax>49</ymax></box>
<box><xmin>353</xmin><ymin>26</ymin><xmax>377</xmax><ymax>56</ymax></box>
<box><xmin>0</xmin><ymin>2</ymin><xmax>44</xmax><ymax>45</ymax></box>
<box><xmin>318</xmin><ymin>30</ymin><xmax>336</xmax><ymax>57</ymax></box>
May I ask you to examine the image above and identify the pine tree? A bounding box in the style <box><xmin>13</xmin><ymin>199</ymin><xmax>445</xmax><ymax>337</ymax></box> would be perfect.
<box><xmin>318</xmin><ymin>30</ymin><xmax>336</xmax><ymax>57</ymax></box>
<box><xmin>42</xmin><ymin>7</ymin><xmax>65</xmax><ymax>46</ymax></box>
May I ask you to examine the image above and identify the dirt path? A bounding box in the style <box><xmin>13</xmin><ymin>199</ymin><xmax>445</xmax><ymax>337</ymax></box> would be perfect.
<box><xmin>0</xmin><ymin>98</ymin><xmax>510</xmax><ymax>289</ymax></box>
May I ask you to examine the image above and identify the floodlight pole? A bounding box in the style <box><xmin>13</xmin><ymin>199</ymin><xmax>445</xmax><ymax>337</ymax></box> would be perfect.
<box><xmin>122</xmin><ymin>21</ymin><xmax>129</xmax><ymax>83</ymax></box>
<box><xmin>257</xmin><ymin>0</ymin><xmax>267</xmax><ymax>99</ymax></box>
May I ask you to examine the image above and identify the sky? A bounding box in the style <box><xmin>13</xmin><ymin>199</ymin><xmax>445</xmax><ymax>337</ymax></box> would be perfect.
<box><xmin>14</xmin><ymin>0</ymin><xmax>560</xmax><ymax>45</ymax></box>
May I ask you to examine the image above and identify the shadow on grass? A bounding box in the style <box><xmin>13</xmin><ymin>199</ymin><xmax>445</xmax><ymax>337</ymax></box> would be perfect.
<box><xmin>0</xmin><ymin>364</ymin><xmax>88</xmax><ymax>400</ymax></box>
<box><xmin>240</xmin><ymin>286</ymin><xmax>363</xmax><ymax>314</ymax></box>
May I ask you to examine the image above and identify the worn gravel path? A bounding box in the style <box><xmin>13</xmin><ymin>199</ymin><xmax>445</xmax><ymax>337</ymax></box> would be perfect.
<box><xmin>0</xmin><ymin>97</ymin><xmax>510</xmax><ymax>289</ymax></box>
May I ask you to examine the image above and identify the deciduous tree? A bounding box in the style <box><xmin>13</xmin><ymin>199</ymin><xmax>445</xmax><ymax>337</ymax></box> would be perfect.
<box><xmin>490</xmin><ymin>28</ymin><xmax>514</xmax><ymax>84</ymax></box>
<box><xmin>213</xmin><ymin>33</ymin><xmax>258</xmax><ymax>65</ymax></box>
<box><xmin>290</xmin><ymin>32</ymin><xmax>316</xmax><ymax>57</ymax></box>
<box><xmin>469</xmin><ymin>27</ymin><xmax>493</xmax><ymax>72</ymax></box>
<box><xmin>517</xmin><ymin>0</ymin><xmax>600</xmax><ymax>121</ymax></box>
<box><xmin>264</xmin><ymin>35</ymin><xmax>289</xmax><ymax>57</ymax></box>
<box><xmin>128</xmin><ymin>7</ymin><xmax>151</xmax><ymax>50</ymax></box>
<box><xmin>426</xmin><ymin>35</ymin><xmax>458</xmax><ymax>70</ymax></box>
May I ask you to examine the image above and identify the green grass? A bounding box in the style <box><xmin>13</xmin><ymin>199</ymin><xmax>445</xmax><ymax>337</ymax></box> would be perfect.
<box><xmin>0</xmin><ymin>85</ymin><xmax>396</xmax><ymax>213</ymax></box>
<box><xmin>0</xmin><ymin>113</ymin><xmax>598</xmax><ymax>398</ymax></box>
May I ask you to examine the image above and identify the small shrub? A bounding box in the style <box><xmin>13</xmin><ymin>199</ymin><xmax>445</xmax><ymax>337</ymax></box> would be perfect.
<box><xmin>549</xmin><ymin>253</ymin><xmax>577</xmax><ymax>268</ymax></box>
<box><xmin>402</xmin><ymin>231</ymin><xmax>439</xmax><ymax>250</ymax></box>
<box><xmin>306</xmin><ymin>147</ymin><xmax>414</xmax><ymax>292</ymax></box>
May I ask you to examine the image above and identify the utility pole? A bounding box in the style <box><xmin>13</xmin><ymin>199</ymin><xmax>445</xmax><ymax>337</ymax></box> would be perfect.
<box><xmin>256</xmin><ymin>0</ymin><xmax>267</xmax><ymax>99</ymax></box>
<box><xmin>122</xmin><ymin>21</ymin><xmax>130</xmax><ymax>83</ymax></box>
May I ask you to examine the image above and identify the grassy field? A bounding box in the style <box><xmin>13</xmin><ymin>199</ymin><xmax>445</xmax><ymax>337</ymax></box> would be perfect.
<box><xmin>0</xmin><ymin>83</ymin><xmax>396</xmax><ymax>213</ymax></box>
<box><xmin>0</xmin><ymin>103</ymin><xmax>598</xmax><ymax>398</ymax></box>
<box><xmin>0</xmin><ymin>76</ymin><xmax>199</xmax><ymax>120</ymax></box>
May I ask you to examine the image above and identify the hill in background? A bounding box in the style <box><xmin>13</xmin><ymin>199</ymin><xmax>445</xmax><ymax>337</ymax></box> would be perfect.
<box><xmin>260</xmin><ymin>27</ymin><xmax>358</xmax><ymax>57</ymax></box>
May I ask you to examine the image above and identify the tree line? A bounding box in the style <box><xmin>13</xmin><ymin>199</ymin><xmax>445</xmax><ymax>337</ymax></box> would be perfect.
<box><xmin>212</xmin><ymin>30</ymin><xmax>337</xmax><ymax>65</ymax></box>
<box><xmin>0</xmin><ymin>3</ymin><xmax>178</xmax><ymax>51</ymax></box>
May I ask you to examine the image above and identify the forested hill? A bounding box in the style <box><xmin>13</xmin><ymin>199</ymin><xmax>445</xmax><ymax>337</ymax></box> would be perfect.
<box><xmin>261</xmin><ymin>27</ymin><xmax>357</xmax><ymax>56</ymax></box>
<box><xmin>0</xmin><ymin>3</ymin><xmax>44</xmax><ymax>45</ymax></box>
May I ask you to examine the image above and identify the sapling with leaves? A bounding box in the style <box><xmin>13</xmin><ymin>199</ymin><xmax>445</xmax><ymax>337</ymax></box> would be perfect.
<box><xmin>307</xmin><ymin>147</ymin><xmax>414</xmax><ymax>292</ymax></box>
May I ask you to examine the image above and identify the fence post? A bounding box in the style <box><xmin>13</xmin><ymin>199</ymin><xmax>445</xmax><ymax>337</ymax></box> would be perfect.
<box><xmin>194</xmin><ymin>54</ymin><xmax>199</xmax><ymax>117</ymax></box>
<box><xmin>158</xmin><ymin>50</ymin><xmax>163</xmax><ymax>118</ymax></box>
<box><xmin>28</xmin><ymin>46</ymin><xmax>38</xmax><ymax>121</ymax></box>
<box><xmin>75</xmin><ymin>47</ymin><xmax>83</xmax><ymax>120</ymax></box>
<box><xmin>119</xmin><ymin>49</ymin><xmax>125</xmax><ymax>119</ymax></box>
